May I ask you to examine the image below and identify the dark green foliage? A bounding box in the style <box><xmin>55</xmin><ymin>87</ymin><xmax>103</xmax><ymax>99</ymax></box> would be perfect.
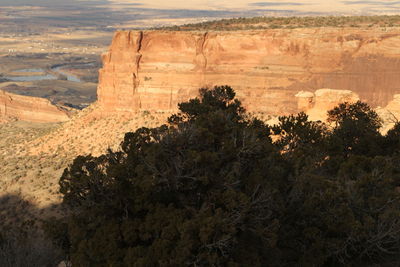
<box><xmin>327</xmin><ymin>101</ymin><xmax>382</xmax><ymax>130</ymax></box>
<box><xmin>385</xmin><ymin>122</ymin><xmax>400</xmax><ymax>155</ymax></box>
<box><xmin>273</xmin><ymin>102</ymin><xmax>400</xmax><ymax>265</ymax></box>
<box><xmin>57</xmin><ymin>86</ymin><xmax>287</xmax><ymax>266</ymax></box>
<box><xmin>323</xmin><ymin>101</ymin><xmax>385</xmax><ymax>173</ymax></box>
<box><xmin>53</xmin><ymin>87</ymin><xmax>400</xmax><ymax>266</ymax></box>
<box><xmin>272</xmin><ymin>112</ymin><xmax>327</xmax><ymax>172</ymax></box>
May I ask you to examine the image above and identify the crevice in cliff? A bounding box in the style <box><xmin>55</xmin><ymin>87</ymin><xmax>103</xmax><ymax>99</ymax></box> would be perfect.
<box><xmin>134</xmin><ymin>31</ymin><xmax>144</xmax><ymax>91</ymax></box>
<box><xmin>200</xmin><ymin>32</ymin><xmax>208</xmax><ymax>71</ymax></box>
<box><xmin>136</xmin><ymin>31</ymin><xmax>143</xmax><ymax>53</ymax></box>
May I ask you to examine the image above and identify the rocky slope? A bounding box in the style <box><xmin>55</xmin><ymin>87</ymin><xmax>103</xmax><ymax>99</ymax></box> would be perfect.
<box><xmin>0</xmin><ymin>89</ymin><xmax>71</xmax><ymax>123</ymax></box>
<box><xmin>97</xmin><ymin>28</ymin><xmax>400</xmax><ymax>115</ymax></box>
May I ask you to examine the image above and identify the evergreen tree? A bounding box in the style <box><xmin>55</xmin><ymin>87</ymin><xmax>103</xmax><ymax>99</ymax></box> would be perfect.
<box><xmin>58</xmin><ymin>86</ymin><xmax>288</xmax><ymax>266</ymax></box>
<box><xmin>52</xmin><ymin>89</ymin><xmax>400</xmax><ymax>266</ymax></box>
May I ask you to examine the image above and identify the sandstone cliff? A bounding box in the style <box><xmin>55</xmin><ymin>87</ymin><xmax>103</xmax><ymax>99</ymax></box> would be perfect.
<box><xmin>97</xmin><ymin>28</ymin><xmax>400</xmax><ymax>115</ymax></box>
<box><xmin>0</xmin><ymin>90</ymin><xmax>70</xmax><ymax>123</ymax></box>
<box><xmin>296</xmin><ymin>89</ymin><xmax>360</xmax><ymax>121</ymax></box>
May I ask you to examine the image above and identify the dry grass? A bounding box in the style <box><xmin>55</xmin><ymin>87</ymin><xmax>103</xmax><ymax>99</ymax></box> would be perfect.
<box><xmin>0</xmin><ymin>121</ymin><xmax>64</xmax><ymax>228</ymax></box>
<box><xmin>0</xmin><ymin>105</ymin><xmax>171</xmax><ymax>230</ymax></box>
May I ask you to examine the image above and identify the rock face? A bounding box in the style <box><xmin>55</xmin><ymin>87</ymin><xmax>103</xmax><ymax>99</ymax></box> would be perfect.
<box><xmin>381</xmin><ymin>94</ymin><xmax>400</xmax><ymax>116</ymax></box>
<box><xmin>295</xmin><ymin>91</ymin><xmax>315</xmax><ymax>111</ymax></box>
<box><xmin>296</xmin><ymin>89</ymin><xmax>360</xmax><ymax>121</ymax></box>
<box><xmin>376</xmin><ymin>94</ymin><xmax>400</xmax><ymax>133</ymax></box>
<box><xmin>0</xmin><ymin>90</ymin><xmax>70</xmax><ymax>123</ymax></box>
<box><xmin>97</xmin><ymin>28</ymin><xmax>400</xmax><ymax>115</ymax></box>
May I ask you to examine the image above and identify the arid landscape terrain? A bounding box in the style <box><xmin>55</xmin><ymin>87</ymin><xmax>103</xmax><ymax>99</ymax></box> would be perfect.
<box><xmin>2</xmin><ymin>0</ymin><xmax>400</xmax><ymax>265</ymax></box>
<box><xmin>2</xmin><ymin>14</ymin><xmax>400</xmax><ymax>230</ymax></box>
<box><xmin>0</xmin><ymin>0</ymin><xmax>242</xmax><ymax>111</ymax></box>
<box><xmin>1</xmin><ymin>0</ymin><xmax>400</xmax><ymax>109</ymax></box>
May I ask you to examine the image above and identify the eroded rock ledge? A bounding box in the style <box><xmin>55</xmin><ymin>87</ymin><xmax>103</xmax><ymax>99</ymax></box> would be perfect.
<box><xmin>0</xmin><ymin>90</ymin><xmax>70</xmax><ymax>123</ymax></box>
<box><xmin>296</xmin><ymin>89</ymin><xmax>360</xmax><ymax>121</ymax></box>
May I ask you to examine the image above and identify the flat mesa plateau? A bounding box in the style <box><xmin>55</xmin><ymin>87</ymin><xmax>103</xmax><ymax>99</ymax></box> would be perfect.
<box><xmin>2</xmin><ymin>18</ymin><xmax>400</xmax><ymax>232</ymax></box>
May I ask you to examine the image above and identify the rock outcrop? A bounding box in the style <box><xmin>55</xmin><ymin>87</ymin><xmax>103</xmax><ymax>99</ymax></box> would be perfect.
<box><xmin>377</xmin><ymin>94</ymin><xmax>400</xmax><ymax>133</ymax></box>
<box><xmin>380</xmin><ymin>94</ymin><xmax>400</xmax><ymax>120</ymax></box>
<box><xmin>97</xmin><ymin>28</ymin><xmax>400</xmax><ymax>115</ymax></box>
<box><xmin>296</xmin><ymin>89</ymin><xmax>360</xmax><ymax>121</ymax></box>
<box><xmin>0</xmin><ymin>90</ymin><xmax>70</xmax><ymax>123</ymax></box>
<box><xmin>295</xmin><ymin>91</ymin><xmax>315</xmax><ymax>111</ymax></box>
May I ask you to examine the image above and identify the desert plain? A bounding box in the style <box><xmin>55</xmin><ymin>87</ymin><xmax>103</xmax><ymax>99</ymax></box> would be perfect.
<box><xmin>2</xmin><ymin>0</ymin><xmax>400</xmax><ymax>265</ymax></box>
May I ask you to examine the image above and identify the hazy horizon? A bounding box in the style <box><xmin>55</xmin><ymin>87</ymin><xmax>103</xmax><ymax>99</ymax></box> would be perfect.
<box><xmin>1</xmin><ymin>0</ymin><xmax>400</xmax><ymax>16</ymax></box>
<box><xmin>105</xmin><ymin>0</ymin><xmax>400</xmax><ymax>15</ymax></box>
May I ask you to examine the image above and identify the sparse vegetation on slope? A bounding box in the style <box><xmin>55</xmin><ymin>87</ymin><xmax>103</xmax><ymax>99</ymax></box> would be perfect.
<box><xmin>0</xmin><ymin>122</ymin><xmax>67</xmax><ymax>266</ymax></box>
<box><xmin>157</xmin><ymin>15</ymin><xmax>400</xmax><ymax>31</ymax></box>
<box><xmin>0</xmin><ymin>107</ymin><xmax>171</xmax><ymax>228</ymax></box>
<box><xmin>0</xmin><ymin>108</ymin><xmax>171</xmax><ymax>264</ymax></box>
<box><xmin>0</xmin><ymin>122</ymin><xmax>65</xmax><ymax>228</ymax></box>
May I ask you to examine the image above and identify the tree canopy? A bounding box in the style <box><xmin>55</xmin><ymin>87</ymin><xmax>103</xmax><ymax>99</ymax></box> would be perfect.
<box><xmin>50</xmin><ymin>86</ymin><xmax>400</xmax><ymax>266</ymax></box>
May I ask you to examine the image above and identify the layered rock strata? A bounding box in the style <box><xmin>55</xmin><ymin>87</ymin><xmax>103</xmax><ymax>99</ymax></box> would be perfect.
<box><xmin>0</xmin><ymin>90</ymin><xmax>70</xmax><ymax>123</ymax></box>
<box><xmin>97</xmin><ymin>28</ymin><xmax>400</xmax><ymax>115</ymax></box>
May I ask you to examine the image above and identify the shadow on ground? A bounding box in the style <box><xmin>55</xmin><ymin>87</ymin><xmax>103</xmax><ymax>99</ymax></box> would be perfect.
<box><xmin>0</xmin><ymin>194</ymin><xmax>65</xmax><ymax>267</ymax></box>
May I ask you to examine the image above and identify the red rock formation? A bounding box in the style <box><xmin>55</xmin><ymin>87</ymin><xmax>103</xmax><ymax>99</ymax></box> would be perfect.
<box><xmin>295</xmin><ymin>89</ymin><xmax>360</xmax><ymax>121</ymax></box>
<box><xmin>0</xmin><ymin>90</ymin><xmax>70</xmax><ymax>123</ymax></box>
<box><xmin>97</xmin><ymin>28</ymin><xmax>400</xmax><ymax>115</ymax></box>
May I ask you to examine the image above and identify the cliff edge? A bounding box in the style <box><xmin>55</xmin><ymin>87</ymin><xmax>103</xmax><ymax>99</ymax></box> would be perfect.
<box><xmin>97</xmin><ymin>28</ymin><xmax>400</xmax><ymax>115</ymax></box>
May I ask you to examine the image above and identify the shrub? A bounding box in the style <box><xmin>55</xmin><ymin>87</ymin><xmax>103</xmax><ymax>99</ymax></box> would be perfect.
<box><xmin>53</xmin><ymin>87</ymin><xmax>400</xmax><ymax>266</ymax></box>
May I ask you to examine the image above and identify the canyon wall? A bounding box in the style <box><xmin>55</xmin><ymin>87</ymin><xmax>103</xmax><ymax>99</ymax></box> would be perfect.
<box><xmin>97</xmin><ymin>28</ymin><xmax>400</xmax><ymax>115</ymax></box>
<box><xmin>0</xmin><ymin>90</ymin><xmax>70</xmax><ymax>123</ymax></box>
